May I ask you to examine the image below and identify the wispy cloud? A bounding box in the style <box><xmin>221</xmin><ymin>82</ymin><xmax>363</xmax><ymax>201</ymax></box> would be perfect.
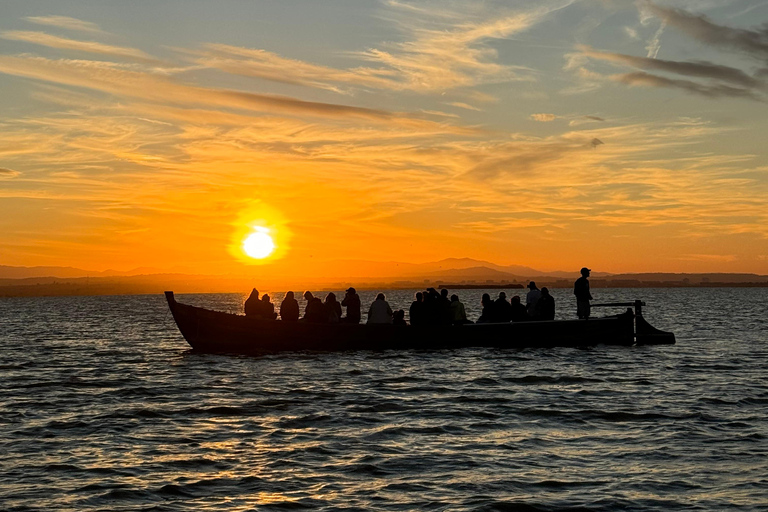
<box><xmin>578</xmin><ymin>45</ymin><xmax>765</xmax><ymax>98</ymax></box>
<box><xmin>188</xmin><ymin>43</ymin><xmax>399</xmax><ymax>94</ymax></box>
<box><xmin>448</xmin><ymin>102</ymin><xmax>482</xmax><ymax>111</ymax></box>
<box><xmin>612</xmin><ymin>71</ymin><xmax>762</xmax><ymax>100</ymax></box>
<box><xmin>642</xmin><ymin>1</ymin><xmax>768</xmax><ymax>61</ymax></box>
<box><xmin>1</xmin><ymin>31</ymin><xmax>159</xmax><ymax>63</ymax></box>
<box><xmin>569</xmin><ymin>1</ymin><xmax>768</xmax><ymax>102</ymax></box>
<box><xmin>677</xmin><ymin>253</ymin><xmax>737</xmax><ymax>262</ymax></box>
<box><xmin>645</xmin><ymin>21</ymin><xmax>665</xmax><ymax>58</ymax></box>
<box><xmin>582</xmin><ymin>46</ymin><xmax>762</xmax><ymax>87</ymax></box>
<box><xmin>25</xmin><ymin>15</ymin><xmax>104</xmax><ymax>34</ymax></box>
<box><xmin>190</xmin><ymin>2</ymin><xmax>574</xmax><ymax>95</ymax></box>
<box><xmin>568</xmin><ymin>115</ymin><xmax>605</xmax><ymax>126</ymax></box>
<box><xmin>638</xmin><ymin>4</ymin><xmax>666</xmax><ymax>59</ymax></box>
<box><xmin>527</xmin><ymin>113</ymin><xmax>604</xmax><ymax>125</ymax></box>
<box><xmin>358</xmin><ymin>2</ymin><xmax>566</xmax><ymax>92</ymax></box>
<box><xmin>0</xmin><ymin>167</ymin><xmax>20</xmax><ymax>178</ymax></box>
<box><xmin>0</xmin><ymin>55</ymin><xmax>396</xmax><ymax>122</ymax></box>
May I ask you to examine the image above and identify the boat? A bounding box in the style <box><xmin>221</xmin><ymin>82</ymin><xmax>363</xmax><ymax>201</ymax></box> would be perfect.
<box><xmin>164</xmin><ymin>291</ymin><xmax>675</xmax><ymax>354</ymax></box>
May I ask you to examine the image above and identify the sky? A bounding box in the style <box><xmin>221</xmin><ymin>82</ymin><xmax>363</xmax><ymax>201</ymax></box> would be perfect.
<box><xmin>1</xmin><ymin>0</ymin><xmax>767</xmax><ymax>276</ymax></box>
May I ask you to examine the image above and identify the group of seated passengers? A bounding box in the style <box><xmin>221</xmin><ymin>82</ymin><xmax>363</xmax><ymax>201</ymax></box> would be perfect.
<box><xmin>244</xmin><ymin>287</ymin><xmax>362</xmax><ymax>324</ymax></box>
<box><xmin>407</xmin><ymin>287</ymin><xmax>470</xmax><ymax>326</ymax></box>
<box><xmin>244</xmin><ymin>284</ymin><xmax>555</xmax><ymax>324</ymax></box>
<box><xmin>244</xmin><ymin>288</ymin><xmax>278</xmax><ymax>320</ymax></box>
<box><xmin>477</xmin><ymin>283</ymin><xmax>555</xmax><ymax>323</ymax></box>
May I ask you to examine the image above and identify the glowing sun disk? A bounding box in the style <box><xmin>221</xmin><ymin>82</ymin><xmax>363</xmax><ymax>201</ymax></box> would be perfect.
<box><xmin>243</xmin><ymin>230</ymin><xmax>275</xmax><ymax>259</ymax></box>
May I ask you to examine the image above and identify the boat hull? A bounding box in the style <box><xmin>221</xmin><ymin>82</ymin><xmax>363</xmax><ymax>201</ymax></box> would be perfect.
<box><xmin>164</xmin><ymin>292</ymin><xmax>675</xmax><ymax>354</ymax></box>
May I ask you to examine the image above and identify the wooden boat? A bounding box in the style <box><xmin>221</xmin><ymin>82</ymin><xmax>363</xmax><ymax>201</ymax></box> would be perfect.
<box><xmin>165</xmin><ymin>291</ymin><xmax>675</xmax><ymax>354</ymax></box>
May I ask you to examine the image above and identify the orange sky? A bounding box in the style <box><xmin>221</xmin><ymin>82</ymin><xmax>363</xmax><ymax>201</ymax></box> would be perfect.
<box><xmin>1</xmin><ymin>1</ymin><xmax>767</xmax><ymax>276</ymax></box>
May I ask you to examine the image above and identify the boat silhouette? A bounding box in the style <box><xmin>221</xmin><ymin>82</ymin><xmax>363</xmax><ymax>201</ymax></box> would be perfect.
<box><xmin>165</xmin><ymin>292</ymin><xmax>674</xmax><ymax>354</ymax></box>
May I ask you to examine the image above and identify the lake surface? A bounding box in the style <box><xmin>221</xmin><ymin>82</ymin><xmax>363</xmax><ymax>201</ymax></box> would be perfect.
<box><xmin>1</xmin><ymin>288</ymin><xmax>767</xmax><ymax>511</ymax></box>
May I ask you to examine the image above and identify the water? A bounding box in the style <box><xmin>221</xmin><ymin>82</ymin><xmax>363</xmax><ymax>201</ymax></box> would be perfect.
<box><xmin>1</xmin><ymin>288</ymin><xmax>767</xmax><ymax>511</ymax></box>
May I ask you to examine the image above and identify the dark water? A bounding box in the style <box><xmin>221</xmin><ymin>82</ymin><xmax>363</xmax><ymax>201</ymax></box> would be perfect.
<box><xmin>1</xmin><ymin>288</ymin><xmax>767</xmax><ymax>511</ymax></box>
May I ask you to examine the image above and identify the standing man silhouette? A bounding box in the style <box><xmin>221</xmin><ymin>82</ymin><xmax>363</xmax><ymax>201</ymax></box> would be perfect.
<box><xmin>574</xmin><ymin>267</ymin><xmax>593</xmax><ymax>319</ymax></box>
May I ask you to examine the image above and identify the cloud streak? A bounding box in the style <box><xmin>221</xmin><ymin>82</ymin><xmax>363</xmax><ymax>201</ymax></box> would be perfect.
<box><xmin>568</xmin><ymin>3</ymin><xmax>768</xmax><ymax>101</ymax></box>
<box><xmin>1</xmin><ymin>31</ymin><xmax>159</xmax><ymax>63</ymax></box>
<box><xmin>193</xmin><ymin>1</ymin><xmax>575</xmax><ymax>94</ymax></box>
<box><xmin>189</xmin><ymin>44</ymin><xmax>399</xmax><ymax>93</ymax></box>
<box><xmin>643</xmin><ymin>1</ymin><xmax>768</xmax><ymax>60</ymax></box>
<box><xmin>0</xmin><ymin>167</ymin><xmax>20</xmax><ymax>178</ymax></box>
<box><xmin>25</xmin><ymin>15</ymin><xmax>104</xmax><ymax>34</ymax></box>
<box><xmin>0</xmin><ymin>55</ymin><xmax>412</xmax><ymax>123</ymax></box>
<box><xmin>357</xmin><ymin>2</ymin><xmax>566</xmax><ymax>92</ymax></box>
<box><xmin>580</xmin><ymin>47</ymin><xmax>761</xmax><ymax>89</ymax></box>
<box><xmin>612</xmin><ymin>71</ymin><xmax>762</xmax><ymax>100</ymax></box>
<box><xmin>530</xmin><ymin>113</ymin><xmax>558</xmax><ymax>122</ymax></box>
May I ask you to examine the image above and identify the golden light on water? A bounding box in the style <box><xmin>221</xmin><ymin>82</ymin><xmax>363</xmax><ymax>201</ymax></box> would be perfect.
<box><xmin>243</xmin><ymin>228</ymin><xmax>275</xmax><ymax>259</ymax></box>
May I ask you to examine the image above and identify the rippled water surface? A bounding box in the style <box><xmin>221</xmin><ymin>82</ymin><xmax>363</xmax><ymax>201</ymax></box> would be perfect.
<box><xmin>2</xmin><ymin>288</ymin><xmax>767</xmax><ymax>511</ymax></box>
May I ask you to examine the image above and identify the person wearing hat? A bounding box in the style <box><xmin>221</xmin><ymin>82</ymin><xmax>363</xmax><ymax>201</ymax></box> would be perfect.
<box><xmin>341</xmin><ymin>286</ymin><xmax>361</xmax><ymax>324</ymax></box>
<box><xmin>526</xmin><ymin>281</ymin><xmax>541</xmax><ymax>317</ymax></box>
<box><xmin>574</xmin><ymin>267</ymin><xmax>593</xmax><ymax>319</ymax></box>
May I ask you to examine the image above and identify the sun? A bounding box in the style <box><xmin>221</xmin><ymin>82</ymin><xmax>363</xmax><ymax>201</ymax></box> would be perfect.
<box><xmin>242</xmin><ymin>227</ymin><xmax>276</xmax><ymax>259</ymax></box>
<box><xmin>229</xmin><ymin>202</ymin><xmax>291</xmax><ymax>264</ymax></box>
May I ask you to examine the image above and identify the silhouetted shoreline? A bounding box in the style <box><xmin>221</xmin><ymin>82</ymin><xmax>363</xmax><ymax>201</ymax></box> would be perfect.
<box><xmin>1</xmin><ymin>275</ymin><xmax>767</xmax><ymax>298</ymax></box>
<box><xmin>439</xmin><ymin>284</ymin><xmax>525</xmax><ymax>289</ymax></box>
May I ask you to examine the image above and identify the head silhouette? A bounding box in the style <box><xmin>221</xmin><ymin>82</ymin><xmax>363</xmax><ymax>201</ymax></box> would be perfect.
<box><xmin>304</xmin><ymin>291</ymin><xmax>313</xmax><ymax>300</ymax></box>
<box><xmin>580</xmin><ymin>267</ymin><xmax>591</xmax><ymax>277</ymax></box>
<box><xmin>326</xmin><ymin>292</ymin><xmax>336</xmax><ymax>302</ymax></box>
<box><xmin>286</xmin><ymin>291</ymin><xmax>294</xmax><ymax>300</ymax></box>
<box><xmin>261</xmin><ymin>294</ymin><xmax>270</xmax><ymax>302</ymax></box>
<box><xmin>376</xmin><ymin>293</ymin><xmax>385</xmax><ymax>301</ymax></box>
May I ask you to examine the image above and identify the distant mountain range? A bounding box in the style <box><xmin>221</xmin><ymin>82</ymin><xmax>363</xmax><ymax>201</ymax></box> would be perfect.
<box><xmin>1</xmin><ymin>259</ymin><xmax>766</xmax><ymax>297</ymax></box>
<box><xmin>0</xmin><ymin>259</ymin><xmax>561</xmax><ymax>280</ymax></box>
<box><xmin>0</xmin><ymin>265</ymin><xmax>163</xmax><ymax>279</ymax></box>
<box><xmin>2</xmin><ymin>259</ymin><xmax>766</xmax><ymax>283</ymax></box>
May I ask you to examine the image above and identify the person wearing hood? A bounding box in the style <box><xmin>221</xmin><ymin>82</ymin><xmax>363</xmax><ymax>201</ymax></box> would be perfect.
<box><xmin>244</xmin><ymin>288</ymin><xmax>260</xmax><ymax>317</ymax></box>
<box><xmin>303</xmin><ymin>291</ymin><xmax>325</xmax><ymax>323</ymax></box>
<box><xmin>367</xmin><ymin>293</ymin><xmax>393</xmax><ymax>324</ymax></box>
<box><xmin>526</xmin><ymin>281</ymin><xmax>542</xmax><ymax>317</ymax></box>
<box><xmin>324</xmin><ymin>292</ymin><xmax>342</xmax><ymax>323</ymax></box>
<box><xmin>279</xmin><ymin>291</ymin><xmax>299</xmax><ymax>322</ymax></box>
<box><xmin>477</xmin><ymin>293</ymin><xmax>493</xmax><ymax>323</ymax></box>
<box><xmin>535</xmin><ymin>287</ymin><xmax>555</xmax><ymax>321</ymax></box>
<box><xmin>450</xmin><ymin>294</ymin><xmax>470</xmax><ymax>325</ymax></box>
